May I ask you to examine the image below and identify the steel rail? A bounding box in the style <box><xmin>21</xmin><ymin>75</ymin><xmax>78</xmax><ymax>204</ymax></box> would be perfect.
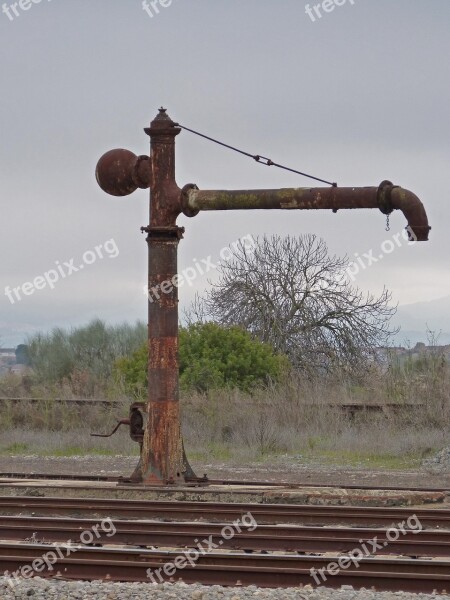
<box><xmin>0</xmin><ymin>398</ymin><xmax>121</xmax><ymax>405</ymax></box>
<box><xmin>0</xmin><ymin>497</ymin><xmax>449</xmax><ymax>527</ymax></box>
<box><xmin>0</xmin><ymin>515</ymin><xmax>449</xmax><ymax>556</ymax></box>
<box><xmin>0</xmin><ymin>473</ymin><xmax>120</xmax><ymax>482</ymax></box>
<box><xmin>0</xmin><ymin>397</ymin><xmax>424</xmax><ymax>411</ymax></box>
<box><xmin>0</xmin><ymin>543</ymin><xmax>449</xmax><ymax>592</ymax></box>
<box><xmin>0</xmin><ymin>473</ymin><xmax>448</xmax><ymax>494</ymax></box>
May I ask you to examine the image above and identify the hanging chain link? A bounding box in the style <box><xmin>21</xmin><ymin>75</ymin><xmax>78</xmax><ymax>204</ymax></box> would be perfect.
<box><xmin>385</xmin><ymin>213</ymin><xmax>390</xmax><ymax>232</ymax></box>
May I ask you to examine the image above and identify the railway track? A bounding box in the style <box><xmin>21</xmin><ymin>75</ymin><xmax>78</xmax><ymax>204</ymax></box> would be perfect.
<box><xmin>1</xmin><ymin>497</ymin><xmax>449</xmax><ymax>591</ymax></box>
<box><xmin>1</xmin><ymin>496</ymin><xmax>450</xmax><ymax>527</ymax></box>
<box><xmin>0</xmin><ymin>472</ymin><xmax>448</xmax><ymax>494</ymax></box>
<box><xmin>0</xmin><ymin>398</ymin><xmax>121</xmax><ymax>406</ymax></box>
<box><xmin>0</xmin><ymin>514</ymin><xmax>449</xmax><ymax>556</ymax></box>
<box><xmin>0</xmin><ymin>542</ymin><xmax>449</xmax><ymax>592</ymax></box>
<box><xmin>0</xmin><ymin>473</ymin><xmax>120</xmax><ymax>482</ymax></box>
<box><xmin>0</xmin><ymin>397</ymin><xmax>424</xmax><ymax>416</ymax></box>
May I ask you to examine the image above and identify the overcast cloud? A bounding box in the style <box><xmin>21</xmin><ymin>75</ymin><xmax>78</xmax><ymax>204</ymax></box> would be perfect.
<box><xmin>1</xmin><ymin>1</ymin><xmax>449</xmax><ymax>346</ymax></box>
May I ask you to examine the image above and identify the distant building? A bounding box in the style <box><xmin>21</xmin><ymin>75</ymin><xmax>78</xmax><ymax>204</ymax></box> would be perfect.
<box><xmin>8</xmin><ymin>364</ymin><xmax>29</xmax><ymax>376</ymax></box>
<box><xmin>375</xmin><ymin>343</ymin><xmax>450</xmax><ymax>371</ymax></box>
<box><xmin>0</xmin><ymin>348</ymin><xmax>16</xmax><ymax>372</ymax></box>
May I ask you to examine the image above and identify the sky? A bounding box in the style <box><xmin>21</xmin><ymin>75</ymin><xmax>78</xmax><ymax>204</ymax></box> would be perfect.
<box><xmin>1</xmin><ymin>0</ymin><xmax>449</xmax><ymax>347</ymax></box>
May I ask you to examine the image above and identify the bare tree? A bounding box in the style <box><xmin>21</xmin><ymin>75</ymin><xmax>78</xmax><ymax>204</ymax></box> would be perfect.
<box><xmin>192</xmin><ymin>234</ymin><xmax>397</xmax><ymax>377</ymax></box>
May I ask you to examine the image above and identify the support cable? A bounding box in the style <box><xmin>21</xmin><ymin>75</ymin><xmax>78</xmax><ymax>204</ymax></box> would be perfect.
<box><xmin>175</xmin><ymin>123</ymin><xmax>337</xmax><ymax>187</ymax></box>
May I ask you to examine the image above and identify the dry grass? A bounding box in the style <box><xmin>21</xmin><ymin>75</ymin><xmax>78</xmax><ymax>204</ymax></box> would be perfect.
<box><xmin>0</xmin><ymin>428</ymin><xmax>138</xmax><ymax>457</ymax></box>
<box><xmin>0</xmin><ymin>398</ymin><xmax>128</xmax><ymax>432</ymax></box>
<box><xmin>180</xmin><ymin>380</ymin><xmax>449</xmax><ymax>468</ymax></box>
<box><xmin>0</xmin><ymin>365</ymin><xmax>448</xmax><ymax>469</ymax></box>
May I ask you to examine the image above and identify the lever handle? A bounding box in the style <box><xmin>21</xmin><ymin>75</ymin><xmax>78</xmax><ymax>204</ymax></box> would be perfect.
<box><xmin>91</xmin><ymin>418</ymin><xmax>130</xmax><ymax>438</ymax></box>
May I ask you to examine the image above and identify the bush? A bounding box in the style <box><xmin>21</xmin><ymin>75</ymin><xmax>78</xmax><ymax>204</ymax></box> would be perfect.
<box><xmin>179</xmin><ymin>323</ymin><xmax>289</xmax><ymax>392</ymax></box>
<box><xmin>115</xmin><ymin>322</ymin><xmax>289</xmax><ymax>395</ymax></box>
<box><xmin>27</xmin><ymin>320</ymin><xmax>147</xmax><ymax>384</ymax></box>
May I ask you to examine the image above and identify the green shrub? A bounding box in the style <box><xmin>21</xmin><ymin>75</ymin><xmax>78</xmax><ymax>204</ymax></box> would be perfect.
<box><xmin>115</xmin><ymin>322</ymin><xmax>289</xmax><ymax>394</ymax></box>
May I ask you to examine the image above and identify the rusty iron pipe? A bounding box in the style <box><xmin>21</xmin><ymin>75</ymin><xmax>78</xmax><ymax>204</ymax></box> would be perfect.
<box><xmin>183</xmin><ymin>182</ymin><xmax>431</xmax><ymax>241</ymax></box>
<box><xmin>130</xmin><ymin>109</ymin><xmax>196</xmax><ymax>485</ymax></box>
<box><xmin>389</xmin><ymin>186</ymin><xmax>431</xmax><ymax>241</ymax></box>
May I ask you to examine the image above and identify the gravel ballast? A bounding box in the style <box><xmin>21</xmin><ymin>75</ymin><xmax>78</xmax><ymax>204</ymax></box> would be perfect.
<box><xmin>423</xmin><ymin>447</ymin><xmax>450</xmax><ymax>474</ymax></box>
<box><xmin>1</xmin><ymin>455</ymin><xmax>449</xmax><ymax>490</ymax></box>
<box><xmin>1</xmin><ymin>579</ymin><xmax>450</xmax><ymax>600</ymax></box>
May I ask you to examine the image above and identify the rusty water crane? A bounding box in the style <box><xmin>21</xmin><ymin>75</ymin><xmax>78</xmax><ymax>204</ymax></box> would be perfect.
<box><xmin>95</xmin><ymin>108</ymin><xmax>431</xmax><ymax>485</ymax></box>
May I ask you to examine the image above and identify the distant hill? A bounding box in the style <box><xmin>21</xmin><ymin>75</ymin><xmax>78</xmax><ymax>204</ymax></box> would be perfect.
<box><xmin>393</xmin><ymin>295</ymin><xmax>450</xmax><ymax>346</ymax></box>
<box><xmin>1</xmin><ymin>295</ymin><xmax>449</xmax><ymax>349</ymax></box>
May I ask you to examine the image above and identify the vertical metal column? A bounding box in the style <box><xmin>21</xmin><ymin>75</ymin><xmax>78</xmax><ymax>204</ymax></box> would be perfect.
<box><xmin>132</xmin><ymin>109</ymin><xmax>196</xmax><ymax>483</ymax></box>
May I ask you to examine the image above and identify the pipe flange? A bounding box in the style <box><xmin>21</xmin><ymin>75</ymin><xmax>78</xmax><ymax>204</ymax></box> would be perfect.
<box><xmin>405</xmin><ymin>224</ymin><xmax>431</xmax><ymax>242</ymax></box>
<box><xmin>377</xmin><ymin>180</ymin><xmax>397</xmax><ymax>215</ymax></box>
<box><xmin>132</xmin><ymin>155</ymin><xmax>152</xmax><ymax>189</ymax></box>
<box><xmin>181</xmin><ymin>183</ymin><xmax>200</xmax><ymax>218</ymax></box>
<box><xmin>141</xmin><ymin>225</ymin><xmax>185</xmax><ymax>240</ymax></box>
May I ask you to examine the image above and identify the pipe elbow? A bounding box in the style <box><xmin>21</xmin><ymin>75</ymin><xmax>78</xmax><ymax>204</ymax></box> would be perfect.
<box><xmin>378</xmin><ymin>182</ymin><xmax>431</xmax><ymax>241</ymax></box>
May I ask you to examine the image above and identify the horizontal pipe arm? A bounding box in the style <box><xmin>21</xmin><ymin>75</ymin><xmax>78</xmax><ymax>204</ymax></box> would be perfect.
<box><xmin>183</xmin><ymin>182</ymin><xmax>431</xmax><ymax>241</ymax></box>
<box><xmin>185</xmin><ymin>186</ymin><xmax>379</xmax><ymax>211</ymax></box>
